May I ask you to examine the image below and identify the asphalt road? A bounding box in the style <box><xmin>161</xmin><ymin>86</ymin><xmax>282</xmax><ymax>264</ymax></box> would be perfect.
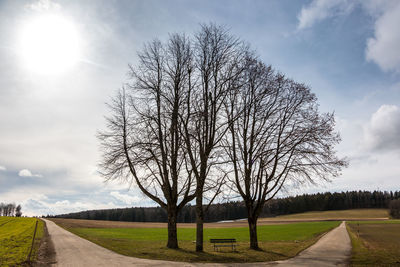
<box><xmin>43</xmin><ymin>219</ymin><xmax>351</xmax><ymax>266</ymax></box>
<box><xmin>264</xmin><ymin>221</ymin><xmax>351</xmax><ymax>267</ymax></box>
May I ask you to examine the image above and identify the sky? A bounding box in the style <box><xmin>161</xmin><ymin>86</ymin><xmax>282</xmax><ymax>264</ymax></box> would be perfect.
<box><xmin>0</xmin><ymin>0</ymin><xmax>399</xmax><ymax>216</ymax></box>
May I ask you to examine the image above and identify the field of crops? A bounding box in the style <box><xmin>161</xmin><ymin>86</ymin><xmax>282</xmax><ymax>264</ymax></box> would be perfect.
<box><xmin>51</xmin><ymin>218</ymin><xmax>339</xmax><ymax>263</ymax></box>
<box><xmin>0</xmin><ymin>217</ymin><xmax>43</xmax><ymax>265</ymax></box>
<box><xmin>260</xmin><ymin>208</ymin><xmax>389</xmax><ymax>221</ymax></box>
<box><xmin>347</xmin><ymin>220</ymin><xmax>400</xmax><ymax>266</ymax></box>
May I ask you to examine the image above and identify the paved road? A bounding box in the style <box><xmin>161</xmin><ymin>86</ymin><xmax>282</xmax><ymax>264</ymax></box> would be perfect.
<box><xmin>43</xmin><ymin>219</ymin><xmax>351</xmax><ymax>267</ymax></box>
<box><xmin>264</xmin><ymin>221</ymin><xmax>351</xmax><ymax>267</ymax></box>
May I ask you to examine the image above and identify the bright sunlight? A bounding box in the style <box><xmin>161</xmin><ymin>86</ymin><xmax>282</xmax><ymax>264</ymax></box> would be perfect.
<box><xmin>18</xmin><ymin>15</ymin><xmax>80</xmax><ymax>74</ymax></box>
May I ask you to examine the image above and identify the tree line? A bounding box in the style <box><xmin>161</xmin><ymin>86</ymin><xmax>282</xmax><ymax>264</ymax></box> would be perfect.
<box><xmin>389</xmin><ymin>199</ymin><xmax>400</xmax><ymax>219</ymax></box>
<box><xmin>51</xmin><ymin>190</ymin><xmax>399</xmax><ymax>222</ymax></box>
<box><xmin>98</xmin><ymin>23</ymin><xmax>346</xmax><ymax>250</ymax></box>
<box><xmin>0</xmin><ymin>203</ymin><xmax>22</xmax><ymax>217</ymax></box>
<box><xmin>265</xmin><ymin>190</ymin><xmax>400</xmax><ymax>215</ymax></box>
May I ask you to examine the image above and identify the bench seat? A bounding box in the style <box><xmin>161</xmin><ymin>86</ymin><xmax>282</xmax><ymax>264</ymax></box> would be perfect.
<box><xmin>210</xmin><ymin>238</ymin><xmax>237</xmax><ymax>252</ymax></box>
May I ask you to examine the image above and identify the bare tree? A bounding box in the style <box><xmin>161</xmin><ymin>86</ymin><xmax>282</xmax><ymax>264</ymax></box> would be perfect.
<box><xmin>180</xmin><ymin>24</ymin><xmax>248</xmax><ymax>251</ymax></box>
<box><xmin>1</xmin><ymin>203</ymin><xmax>16</xmax><ymax>216</ymax></box>
<box><xmin>98</xmin><ymin>34</ymin><xmax>196</xmax><ymax>249</ymax></box>
<box><xmin>0</xmin><ymin>203</ymin><xmax>20</xmax><ymax>217</ymax></box>
<box><xmin>99</xmin><ymin>23</ymin><xmax>346</xmax><ymax>252</ymax></box>
<box><xmin>224</xmin><ymin>57</ymin><xmax>347</xmax><ymax>250</ymax></box>
<box><xmin>15</xmin><ymin>204</ymin><xmax>22</xmax><ymax>217</ymax></box>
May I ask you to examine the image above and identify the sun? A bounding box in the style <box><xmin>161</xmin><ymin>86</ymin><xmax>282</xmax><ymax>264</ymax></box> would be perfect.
<box><xmin>18</xmin><ymin>15</ymin><xmax>80</xmax><ymax>74</ymax></box>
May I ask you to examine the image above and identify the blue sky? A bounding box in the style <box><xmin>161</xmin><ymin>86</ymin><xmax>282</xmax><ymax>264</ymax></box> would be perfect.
<box><xmin>0</xmin><ymin>0</ymin><xmax>399</xmax><ymax>216</ymax></box>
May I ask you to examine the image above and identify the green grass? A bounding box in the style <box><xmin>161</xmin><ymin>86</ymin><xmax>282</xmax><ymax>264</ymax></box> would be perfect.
<box><xmin>0</xmin><ymin>217</ymin><xmax>44</xmax><ymax>266</ymax></box>
<box><xmin>272</xmin><ymin>209</ymin><xmax>389</xmax><ymax>220</ymax></box>
<box><xmin>58</xmin><ymin>220</ymin><xmax>339</xmax><ymax>263</ymax></box>
<box><xmin>347</xmin><ymin>220</ymin><xmax>400</xmax><ymax>266</ymax></box>
<box><xmin>72</xmin><ymin>221</ymin><xmax>338</xmax><ymax>242</ymax></box>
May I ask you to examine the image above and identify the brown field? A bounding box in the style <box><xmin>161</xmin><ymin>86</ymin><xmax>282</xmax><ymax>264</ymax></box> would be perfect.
<box><xmin>49</xmin><ymin>218</ymin><xmax>290</xmax><ymax>229</ymax></box>
<box><xmin>49</xmin><ymin>209</ymin><xmax>388</xmax><ymax>229</ymax></box>
<box><xmin>347</xmin><ymin>221</ymin><xmax>400</xmax><ymax>266</ymax></box>
<box><xmin>259</xmin><ymin>208</ymin><xmax>389</xmax><ymax>222</ymax></box>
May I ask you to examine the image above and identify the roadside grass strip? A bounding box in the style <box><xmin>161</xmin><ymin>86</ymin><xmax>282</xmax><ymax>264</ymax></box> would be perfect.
<box><xmin>0</xmin><ymin>217</ymin><xmax>44</xmax><ymax>265</ymax></box>
<box><xmin>54</xmin><ymin>220</ymin><xmax>339</xmax><ymax>263</ymax></box>
<box><xmin>347</xmin><ymin>220</ymin><xmax>400</xmax><ymax>266</ymax></box>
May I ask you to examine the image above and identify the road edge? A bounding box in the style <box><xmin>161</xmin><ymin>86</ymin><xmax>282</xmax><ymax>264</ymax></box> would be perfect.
<box><xmin>33</xmin><ymin>219</ymin><xmax>57</xmax><ymax>266</ymax></box>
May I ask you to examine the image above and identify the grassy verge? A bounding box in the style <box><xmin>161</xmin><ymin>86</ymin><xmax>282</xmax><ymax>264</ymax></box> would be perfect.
<box><xmin>347</xmin><ymin>220</ymin><xmax>400</xmax><ymax>266</ymax></box>
<box><xmin>0</xmin><ymin>217</ymin><xmax>44</xmax><ymax>265</ymax></box>
<box><xmin>52</xmin><ymin>219</ymin><xmax>339</xmax><ymax>263</ymax></box>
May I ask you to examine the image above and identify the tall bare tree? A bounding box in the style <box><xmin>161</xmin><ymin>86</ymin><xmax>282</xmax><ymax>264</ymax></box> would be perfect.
<box><xmin>15</xmin><ymin>204</ymin><xmax>22</xmax><ymax>217</ymax></box>
<box><xmin>99</xmin><ymin>23</ymin><xmax>347</xmax><ymax>252</ymax></box>
<box><xmin>0</xmin><ymin>203</ymin><xmax>16</xmax><ymax>216</ymax></box>
<box><xmin>98</xmin><ymin>34</ymin><xmax>196</xmax><ymax>249</ymax></box>
<box><xmin>225</xmin><ymin>57</ymin><xmax>347</xmax><ymax>250</ymax></box>
<box><xmin>180</xmin><ymin>24</ymin><xmax>248</xmax><ymax>251</ymax></box>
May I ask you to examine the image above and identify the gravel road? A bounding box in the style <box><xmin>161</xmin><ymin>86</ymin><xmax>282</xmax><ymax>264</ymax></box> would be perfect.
<box><xmin>43</xmin><ymin>219</ymin><xmax>351</xmax><ymax>266</ymax></box>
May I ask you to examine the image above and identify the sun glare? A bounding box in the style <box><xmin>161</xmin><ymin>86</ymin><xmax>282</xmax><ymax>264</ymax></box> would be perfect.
<box><xmin>18</xmin><ymin>15</ymin><xmax>80</xmax><ymax>74</ymax></box>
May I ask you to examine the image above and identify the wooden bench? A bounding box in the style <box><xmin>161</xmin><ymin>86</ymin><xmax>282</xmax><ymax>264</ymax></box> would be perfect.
<box><xmin>210</xmin><ymin>238</ymin><xmax>236</xmax><ymax>252</ymax></box>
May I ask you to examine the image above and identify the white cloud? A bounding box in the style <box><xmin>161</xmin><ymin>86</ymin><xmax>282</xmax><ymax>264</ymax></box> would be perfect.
<box><xmin>0</xmin><ymin>185</ymin><xmax>149</xmax><ymax>216</ymax></box>
<box><xmin>23</xmin><ymin>197</ymin><xmax>119</xmax><ymax>216</ymax></box>
<box><xmin>362</xmin><ymin>105</ymin><xmax>400</xmax><ymax>151</ymax></box>
<box><xmin>365</xmin><ymin>2</ymin><xmax>400</xmax><ymax>73</ymax></box>
<box><xmin>18</xmin><ymin>169</ymin><xmax>43</xmax><ymax>178</ymax></box>
<box><xmin>27</xmin><ymin>0</ymin><xmax>61</xmax><ymax>12</ymax></box>
<box><xmin>110</xmin><ymin>191</ymin><xmax>141</xmax><ymax>205</ymax></box>
<box><xmin>297</xmin><ymin>0</ymin><xmax>354</xmax><ymax>30</ymax></box>
<box><xmin>0</xmin><ymin>165</ymin><xmax>6</xmax><ymax>171</ymax></box>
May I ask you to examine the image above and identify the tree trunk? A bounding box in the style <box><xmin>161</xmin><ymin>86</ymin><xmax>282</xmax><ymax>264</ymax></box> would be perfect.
<box><xmin>248</xmin><ymin>216</ymin><xmax>259</xmax><ymax>250</ymax></box>
<box><xmin>167</xmin><ymin>206</ymin><xmax>179</xmax><ymax>249</ymax></box>
<box><xmin>195</xmin><ymin>192</ymin><xmax>204</xmax><ymax>252</ymax></box>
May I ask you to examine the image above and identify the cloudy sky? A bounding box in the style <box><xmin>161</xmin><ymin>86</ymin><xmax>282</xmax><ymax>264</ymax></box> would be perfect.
<box><xmin>0</xmin><ymin>0</ymin><xmax>399</xmax><ymax>216</ymax></box>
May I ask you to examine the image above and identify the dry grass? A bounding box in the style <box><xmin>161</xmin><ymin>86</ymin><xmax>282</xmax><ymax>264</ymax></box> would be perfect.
<box><xmin>50</xmin><ymin>209</ymin><xmax>387</xmax><ymax>230</ymax></box>
<box><xmin>260</xmin><ymin>209</ymin><xmax>389</xmax><ymax>222</ymax></box>
<box><xmin>49</xmin><ymin>218</ymin><xmax>291</xmax><ymax>229</ymax></box>
<box><xmin>347</xmin><ymin>221</ymin><xmax>400</xmax><ymax>266</ymax></box>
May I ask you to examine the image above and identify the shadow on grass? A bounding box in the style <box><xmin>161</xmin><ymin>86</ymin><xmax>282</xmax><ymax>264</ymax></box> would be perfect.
<box><xmin>151</xmin><ymin>247</ymin><xmax>246</xmax><ymax>263</ymax></box>
<box><xmin>261</xmin><ymin>250</ymin><xmax>288</xmax><ymax>258</ymax></box>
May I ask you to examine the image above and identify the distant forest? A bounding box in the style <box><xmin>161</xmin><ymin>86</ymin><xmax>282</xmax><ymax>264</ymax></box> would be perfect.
<box><xmin>50</xmin><ymin>190</ymin><xmax>400</xmax><ymax>223</ymax></box>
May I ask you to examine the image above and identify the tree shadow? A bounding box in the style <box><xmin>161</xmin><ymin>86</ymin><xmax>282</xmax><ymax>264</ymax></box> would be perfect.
<box><xmin>172</xmin><ymin>247</ymin><xmax>243</xmax><ymax>262</ymax></box>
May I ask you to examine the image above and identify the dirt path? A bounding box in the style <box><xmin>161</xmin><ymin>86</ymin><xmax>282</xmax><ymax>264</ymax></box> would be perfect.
<box><xmin>43</xmin><ymin>219</ymin><xmax>351</xmax><ymax>266</ymax></box>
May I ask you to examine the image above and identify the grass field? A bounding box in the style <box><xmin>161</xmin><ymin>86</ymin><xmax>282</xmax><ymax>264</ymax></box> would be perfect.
<box><xmin>262</xmin><ymin>209</ymin><xmax>389</xmax><ymax>221</ymax></box>
<box><xmin>0</xmin><ymin>217</ymin><xmax>44</xmax><ymax>265</ymax></box>
<box><xmin>51</xmin><ymin>218</ymin><xmax>340</xmax><ymax>263</ymax></box>
<box><xmin>347</xmin><ymin>220</ymin><xmax>400</xmax><ymax>266</ymax></box>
